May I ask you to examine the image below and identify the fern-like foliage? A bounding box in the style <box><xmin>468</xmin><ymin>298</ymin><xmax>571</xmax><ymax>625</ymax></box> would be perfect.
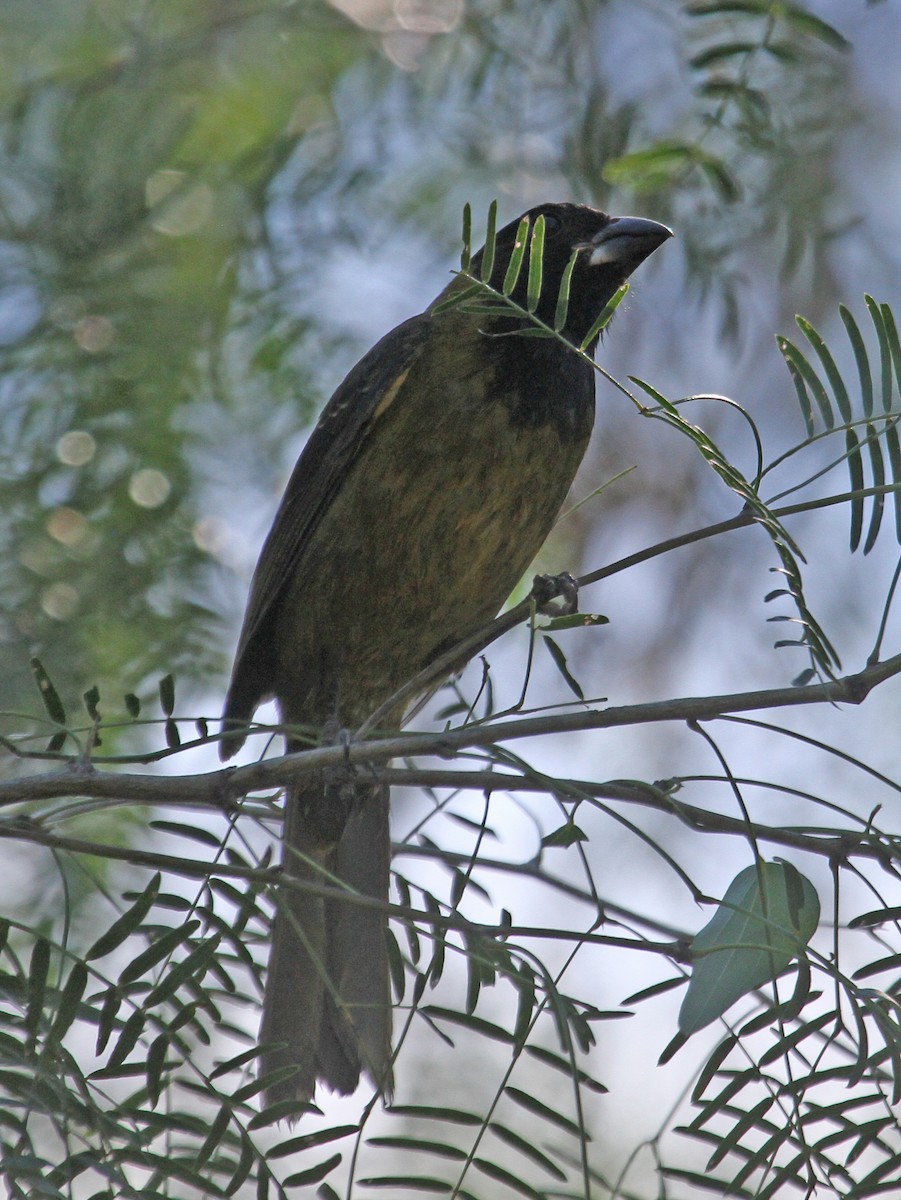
<box><xmin>773</xmin><ymin>296</ymin><xmax>901</xmax><ymax>556</ymax></box>
<box><xmin>604</xmin><ymin>2</ymin><xmax>849</xmax><ymax>207</ymax></box>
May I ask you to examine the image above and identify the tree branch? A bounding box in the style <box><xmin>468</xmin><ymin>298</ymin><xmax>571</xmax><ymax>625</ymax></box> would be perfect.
<box><xmin>3</xmin><ymin>650</ymin><xmax>901</xmax><ymax>814</ymax></box>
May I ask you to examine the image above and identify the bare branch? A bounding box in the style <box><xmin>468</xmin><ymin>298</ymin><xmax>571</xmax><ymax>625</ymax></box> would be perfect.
<box><xmin>4</xmin><ymin>650</ymin><xmax>901</xmax><ymax>811</ymax></box>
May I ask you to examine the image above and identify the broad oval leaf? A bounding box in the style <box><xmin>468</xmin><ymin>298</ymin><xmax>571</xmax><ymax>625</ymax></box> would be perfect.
<box><xmin>678</xmin><ymin>862</ymin><xmax>820</xmax><ymax>1037</ymax></box>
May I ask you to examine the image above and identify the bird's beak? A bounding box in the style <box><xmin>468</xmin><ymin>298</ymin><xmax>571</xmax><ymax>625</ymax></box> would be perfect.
<box><xmin>583</xmin><ymin>216</ymin><xmax>673</xmax><ymax>267</ymax></box>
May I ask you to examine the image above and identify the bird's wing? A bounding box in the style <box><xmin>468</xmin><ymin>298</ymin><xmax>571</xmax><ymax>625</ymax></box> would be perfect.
<box><xmin>223</xmin><ymin>313</ymin><xmax>432</xmax><ymax>722</ymax></box>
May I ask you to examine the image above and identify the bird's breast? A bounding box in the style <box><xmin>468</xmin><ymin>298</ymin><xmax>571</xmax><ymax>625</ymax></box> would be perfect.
<box><xmin>272</xmin><ymin>335</ymin><xmax>596</xmax><ymax>724</ymax></box>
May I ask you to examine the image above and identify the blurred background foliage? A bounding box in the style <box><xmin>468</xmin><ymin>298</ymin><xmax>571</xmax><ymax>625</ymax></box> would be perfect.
<box><xmin>0</xmin><ymin>0</ymin><xmax>872</xmax><ymax>732</ymax></box>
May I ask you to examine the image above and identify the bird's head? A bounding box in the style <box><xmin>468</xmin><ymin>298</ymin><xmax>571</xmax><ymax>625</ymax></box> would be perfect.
<box><xmin>471</xmin><ymin>201</ymin><xmax>672</xmax><ymax>348</ymax></box>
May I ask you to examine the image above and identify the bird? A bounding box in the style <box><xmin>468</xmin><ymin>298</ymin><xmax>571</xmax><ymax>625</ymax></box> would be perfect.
<box><xmin>220</xmin><ymin>201</ymin><xmax>671</xmax><ymax>1107</ymax></box>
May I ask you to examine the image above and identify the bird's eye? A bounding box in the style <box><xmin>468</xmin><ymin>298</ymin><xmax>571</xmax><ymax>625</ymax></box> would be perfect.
<box><xmin>542</xmin><ymin>213</ymin><xmax>562</xmax><ymax>234</ymax></box>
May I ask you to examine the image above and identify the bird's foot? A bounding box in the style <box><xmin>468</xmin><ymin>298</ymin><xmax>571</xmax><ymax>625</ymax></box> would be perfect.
<box><xmin>531</xmin><ymin>571</ymin><xmax>579</xmax><ymax>616</ymax></box>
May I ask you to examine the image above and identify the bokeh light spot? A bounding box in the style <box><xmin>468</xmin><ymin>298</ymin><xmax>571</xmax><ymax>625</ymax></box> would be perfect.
<box><xmin>74</xmin><ymin>315</ymin><xmax>115</xmax><ymax>353</ymax></box>
<box><xmin>128</xmin><ymin>468</ymin><xmax>171</xmax><ymax>508</ymax></box>
<box><xmin>46</xmin><ymin>507</ymin><xmax>88</xmax><ymax>547</ymax></box>
<box><xmin>41</xmin><ymin>582</ymin><xmax>79</xmax><ymax>621</ymax></box>
<box><xmin>56</xmin><ymin>430</ymin><xmax>96</xmax><ymax>466</ymax></box>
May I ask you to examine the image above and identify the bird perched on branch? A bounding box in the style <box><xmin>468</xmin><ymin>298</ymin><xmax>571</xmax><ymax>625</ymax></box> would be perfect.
<box><xmin>220</xmin><ymin>202</ymin><xmax>671</xmax><ymax>1106</ymax></box>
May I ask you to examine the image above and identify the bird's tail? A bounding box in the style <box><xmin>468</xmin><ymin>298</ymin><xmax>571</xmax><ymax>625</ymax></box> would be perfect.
<box><xmin>259</xmin><ymin>779</ymin><xmax>394</xmax><ymax>1106</ymax></box>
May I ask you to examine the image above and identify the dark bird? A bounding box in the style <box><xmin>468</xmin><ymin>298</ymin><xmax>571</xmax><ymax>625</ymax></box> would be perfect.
<box><xmin>220</xmin><ymin>202</ymin><xmax>671</xmax><ymax>1106</ymax></box>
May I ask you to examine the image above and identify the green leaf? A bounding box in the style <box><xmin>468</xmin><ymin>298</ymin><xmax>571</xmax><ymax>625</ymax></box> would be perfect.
<box><xmin>387</xmin><ymin>1105</ymin><xmax>483</xmax><ymax>1127</ymax></box>
<box><xmin>846</xmin><ymin>428</ymin><xmax>865</xmax><ymax>552</ymax></box>
<box><xmin>489</xmin><ymin>1122</ymin><xmax>567</xmax><ymax>1181</ymax></box>
<box><xmin>465</xmin><ymin>957</ymin><xmax>481</xmax><ymax>1015</ymax></box>
<box><xmin>840</xmin><ymin>303</ymin><xmax>874</xmax><ymax>417</ymax></box>
<box><xmin>539</xmin><ymin>612</ymin><xmax>607</xmax><ymax>632</ymax></box>
<box><xmin>474</xmin><ymin>1156</ymin><xmax>544</xmax><ymax>1200</ymax></box>
<box><xmin>450</xmin><ymin>866</ymin><xmax>467</xmax><ymax>908</ymax></box>
<box><xmin>454</xmin><ymin>299</ymin><xmax>525</xmax><ymax>318</ymax></box>
<box><xmin>87</xmin><ymin>874</ymin><xmax>161</xmax><ymax>960</ymax></box>
<box><xmin>271</xmin><ymin>1124</ymin><xmax>358</xmax><ymax>1159</ymax></box>
<box><xmin>478</xmin><ymin>324</ymin><xmax>556</xmax><ymax>338</ymax></box>
<box><xmin>603</xmin><ymin>142</ymin><xmax>693</xmax><ymax>192</ymax></box>
<box><xmin>231</xmin><ymin>1072</ymin><xmax>272</xmax><ymax>1105</ymax></box>
<box><xmin>525</xmin><ymin>214</ymin><xmax>545</xmax><ymax>313</ymax></box>
<box><xmin>690</xmin><ymin>40</ymin><xmax>758</xmax><ymax>70</ymax></box>
<box><xmin>541</xmin><ymin>821</ymin><xmax>587</xmax><ymax>849</ymax></box>
<box><xmin>226</xmin><ymin>1136</ymin><xmax>254</xmax><ymax>1194</ymax></box>
<box><xmin>145</xmin><ymin>939</ymin><xmax>218</xmax><ymax>1007</ymax></box>
<box><xmin>553</xmin><ymin>250</ymin><xmax>578</xmax><ymax>332</ymax></box>
<box><xmin>630</xmin><ymin>375</ymin><xmax>677</xmax><ymax>413</ymax></box>
<box><xmin>863</xmin><ymin>424</ymin><xmax>886</xmax><ymax>555</ymax></box>
<box><xmin>708</xmin><ymin>1094</ymin><xmax>776</xmax><ymax>1169</ymax></box>
<box><xmin>48</xmin><ymin>961</ymin><xmax>88</xmax><ymax>1043</ymax></box>
<box><xmin>95</xmin><ymin>985</ymin><xmax>122</xmax><ymax>1055</ymax></box>
<box><xmin>82</xmin><ymin>685</ymin><xmax>101</xmax><ymax>721</ymax></box>
<box><xmin>106</xmin><ymin>1009</ymin><xmax>146</xmax><ymax>1069</ymax></box>
<box><xmin>459</xmin><ymin>201</ymin><xmax>472</xmax><ymax>273</ymax></box>
<box><xmin>283</xmin><ymin>1154</ymin><xmax>342</xmax><ymax>1188</ymax></box>
<box><xmin>197</xmin><ymin>1103</ymin><xmax>232</xmax><ymax>1167</ymax></box>
<box><xmin>776</xmin><ymin>336</ymin><xmax>833</xmax><ymax>429</ymax></box>
<box><xmin>25</xmin><ymin>939</ymin><xmax>51</xmax><ymax>1038</ymax></box>
<box><xmin>757</xmin><ymin>1008</ymin><xmax>835</xmax><ymax>1066</ymax></box>
<box><xmin>579</xmin><ymin>283</ymin><xmax>629</xmax><ymax>351</ymax></box>
<box><xmin>623</xmin><ymin>976</ymin><xmax>686</xmax><ymax>1005</ymax></box>
<box><xmin>882</xmin><ymin>303</ymin><xmax>901</xmax><ymax>403</ymax></box>
<box><xmin>777</xmin><ymin>338</ymin><xmax>813</xmax><ymax>434</ymax></box>
<box><xmin>149</xmin><ymin>820</ymin><xmax>223</xmax><ymax>847</ymax></box>
<box><xmin>866</xmin><ymin>294</ymin><xmax>895</xmax><ymax>412</ymax></box>
<box><xmin>658</xmin><ymin>1030</ymin><xmax>688</xmax><ymax>1065</ymax></box>
<box><xmin>782</xmin><ymin>6</ymin><xmax>849</xmax><ymax>51</ymax></box>
<box><xmin>849</xmin><ymin>905</ymin><xmax>901</xmax><ymax>930</ymax></box>
<box><xmin>678</xmin><ymin>862</ymin><xmax>820</xmax><ymax>1037</ymax></box>
<box><xmin>763</xmin><ymin>40</ymin><xmax>801</xmax><ymax>64</ymax></box>
<box><xmin>479</xmin><ymin>199</ymin><xmax>498</xmax><ymax>284</ymax></box>
<box><xmin>660</xmin><ymin>1166</ymin><xmax>755</xmax><ymax>1198</ymax></box>
<box><xmin>145</xmin><ymin>1033</ymin><xmax>168</xmax><ymax>1106</ymax></box>
<box><xmin>502</xmin><ymin>216</ymin><xmax>530</xmax><ymax>296</ymax></box>
<box><xmin>118</xmin><ymin>919</ymin><xmax>200</xmax><ymax>986</ymax></box>
<box><xmin>366</xmin><ymin>1136</ymin><xmax>467</xmax><ymax>1161</ymax></box>
<box><xmin>505</xmin><ymin>1085</ymin><xmax>585</xmax><ymax>1137</ymax></box>
<box><xmin>698</xmin><ymin>154</ymin><xmax>740</xmax><ymax>203</ymax></box>
<box><xmin>346</xmin><ymin>1176</ymin><xmax>448</xmax><ymax>1194</ymax></box>
<box><xmin>541</xmin><ymin>635</ymin><xmax>584</xmax><ymax>700</ymax></box>
<box><xmin>212</xmin><ymin>1046</ymin><xmax>263</xmax><ymax>1082</ymax></box>
<box><xmin>30</xmin><ymin>658</ymin><xmax>66</xmax><ymax>725</ymax></box>
<box><xmin>692</xmin><ymin>1034</ymin><xmax>738</xmax><ymax>1102</ymax></box>
<box><xmin>421</xmin><ymin>1006</ymin><xmax>513</xmax><ymax>1045</ymax></box>
<box><xmin>512</xmin><ymin>963</ymin><xmax>535</xmax><ymax>1045</ymax></box>
<box><xmin>158</xmin><ymin>673</ymin><xmax>176</xmax><ymax>716</ymax></box>
<box><xmin>885</xmin><ymin>422</ymin><xmax>901</xmax><ymax>543</ymax></box>
<box><xmin>525</xmin><ymin>1043</ymin><xmax>609</xmax><ymax>1092</ymax></box>
<box><xmin>697</xmin><ymin>79</ymin><xmax>769</xmax><ymax>123</ymax></box>
<box><xmin>686</xmin><ymin>0</ymin><xmax>772</xmax><ymax>13</ymax></box>
<box><xmin>686</xmin><ymin>0</ymin><xmax>770</xmax><ymax>15</ymax></box>
<box><xmin>796</xmin><ymin>315</ymin><xmax>852</xmax><ymax>422</ymax></box>
<box><xmin>430</xmin><ymin>283</ymin><xmax>486</xmax><ymax>316</ymax></box>
<box><xmin>388</xmin><ymin>927</ymin><xmax>409</xmax><ymax>1000</ymax></box>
